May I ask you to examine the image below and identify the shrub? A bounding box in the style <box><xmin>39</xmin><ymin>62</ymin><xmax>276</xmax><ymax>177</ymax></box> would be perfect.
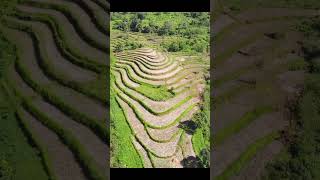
<box><xmin>0</xmin><ymin>158</ymin><xmax>13</xmax><ymax>180</ymax></box>
<box><xmin>302</xmin><ymin>38</ymin><xmax>320</xmax><ymax>59</ymax></box>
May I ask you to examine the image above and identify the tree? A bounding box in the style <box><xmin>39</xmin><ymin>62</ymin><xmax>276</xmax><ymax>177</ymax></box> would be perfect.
<box><xmin>158</xmin><ymin>21</ymin><xmax>174</xmax><ymax>36</ymax></box>
<box><xmin>130</xmin><ymin>16</ymin><xmax>141</xmax><ymax>32</ymax></box>
<box><xmin>137</xmin><ymin>12</ymin><xmax>145</xmax><ymax>20</ymax></box>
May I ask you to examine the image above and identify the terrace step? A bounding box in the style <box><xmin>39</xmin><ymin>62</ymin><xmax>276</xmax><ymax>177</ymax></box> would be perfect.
<box><xmin>116</xmin><ymin>96</ymin><xmax>181</xmax><ymax>158</ymax></box>
<box><xmin>19</xmin><ymin>108</ymin><xmax>88</xmax><ymax>180</ymax></box>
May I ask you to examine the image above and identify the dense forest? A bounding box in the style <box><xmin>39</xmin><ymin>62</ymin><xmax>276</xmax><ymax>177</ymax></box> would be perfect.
<box><xmin>111</xmin><ymin>12</ymin><xmax>210</xmax><ymax>53</ymax></box>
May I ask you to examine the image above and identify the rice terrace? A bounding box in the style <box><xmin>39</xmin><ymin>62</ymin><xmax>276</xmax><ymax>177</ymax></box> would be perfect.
<box><xmin>110</xmin><ymin>12</ymin><xmax>210</xmax><ymax>168</ymax></box>
<box><xmin>0</xmin><ymin>0</ymin><xmax>109</xmax><ymax>179</ymax></box>
<box><xmin>212</xmin><ymin>0</ymin><xmax>320</xmax><ymax>179</ymax></box>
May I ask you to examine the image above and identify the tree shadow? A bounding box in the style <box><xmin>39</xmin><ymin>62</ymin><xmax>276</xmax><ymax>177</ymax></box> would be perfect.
<box><xmin>181</xmin><ymin>149</ymin><xmax>210</xmax><ymax>168</ymax></box>
<box><xmin>180</xmin><ymin>156</ymin><xmax>201</xmax><ymax>168</ymax></box>
<box><xmin>178</xmin><ymin>120</ymin><xmax>198</xmax><ymax>135</ymax></box>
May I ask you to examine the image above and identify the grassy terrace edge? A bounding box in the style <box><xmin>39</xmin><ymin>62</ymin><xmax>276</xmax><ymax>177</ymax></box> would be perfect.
<box><xmin>215</xmin><ymin>132</ymin><xmax>280</xmax><ymax>180</ymax></box>
<box><xmin>213</xmin><ymin>106</ymin><xmax>275</xmax><ymax>146</ymax></box>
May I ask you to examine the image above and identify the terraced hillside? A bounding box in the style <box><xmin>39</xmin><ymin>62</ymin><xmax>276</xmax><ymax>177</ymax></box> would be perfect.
<box><xmin>0</xmin><ymin>0</ymin><xmax>109</xmax><ymax>179</ymax></box>
<box><xmin>212</xmin><ymin>0</ymin><xmax>319</xmax><ymax>179</ymax></box>
<box><xmin>110</xmin><ymin>47</ymin><xmax>209</xmax><ymax>168</ymax></box>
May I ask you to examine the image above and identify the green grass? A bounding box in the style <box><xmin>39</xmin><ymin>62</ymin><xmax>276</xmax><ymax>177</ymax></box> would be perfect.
<box><xmin>15</xmin><ymin>108</ymin><xmax>57</xmax><ymax>180</ymax></box>
<box><xmin>214</xmin><ymin>84</ymin><xmax>253</xmax><ymax>105</ymax></box>
<box><xmin>216</xmin><ymin>132</ymin><xmax>280</xmax><ymax>180</ymax></box>
<box><xmin>288</xmin><ymin>57</ymin><xmax>309</xmax><ymax>71</ymax></box>
<box><xmin>192</xmin><ymin>83</ymin><xmax>210</xmax><ymax>157</ymax></box>
<box><xmin>0</xmin><ymin>25</ymin><xmax>50</xmax><ymax>179</ymax></box>
<box><xmin>0</xmin><ymin>87</ymin><xmax>50</xmax><ymax>180</ymax></box>
<box><xmin>110</xmin><ymin>74</ymin><xmax>143</xmax><ymax>168</ymax></box>
<box><xmin>213</xmin><ymin>106</ymin><xmax>274</xmax><ymax>146</ymax></box>
<box><xmin>192</xmin><ymin>129</ymin><xmax>207</xmax><ymax>156</ymax></box>
<box><xmin>136</xmin><ymin>84</ymin><xmax>175</xmax><ymax>101</ymax></box>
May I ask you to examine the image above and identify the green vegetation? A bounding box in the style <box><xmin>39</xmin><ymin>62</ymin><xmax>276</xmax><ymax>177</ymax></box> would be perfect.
<box><xmin>0</xmin><ymin>0</ymin><xmax>17</xmax><ymax>17</ymax></box>
<box><xmin>111</xmin><ymin>12</ymin><xmax>209</xmax><ymax>168</ymax></box>
<box><xmin>15</xmin><ymin>109</ymin><xmax>57</xmax><ymax>180</ymax></box>
<box><xmin>1</xmin><ymin>0</ymin><xmax>110</xmax><ymax>178</ymax></box>
<box><xmin>111</xmin><ymin>12</ymin><xmax>209</xmax><ymax>53</ymax></box>
<box><xmin>264</xmin><ymin>16</ymin><xmax>320</xmax><ymax>180</ymax></box>
<box><xmin>0</xmin><ymin>89</ymin><xmax>49</xmax><ymax>180</ymax></box>
<box><xmin>288</xmin><ymin>57</ymin><xmax>309</xmax><ymax>71</ymax></box>
<box><xmin>136</xmin><ymin>84</ymin><xmax>175</xmax><ymax>101</ymax></box>
<box><xmin>110</xmin><ymin>57</ymin><xmax>143</xmax><ymax>168</ymax></box>
<box><xmin>0</xmin><ymin>28</ymin><xmax>49</xmax><ymax>180</ymax></box>
<box><xmin>192</xmin><ymin>83</ymin><xmax>210</xmax><ymax>167</ymax></box>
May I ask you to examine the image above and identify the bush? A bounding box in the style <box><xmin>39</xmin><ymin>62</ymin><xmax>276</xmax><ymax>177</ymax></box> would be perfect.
<box><xmin>161</xmin><ymin>38</ymin><xmax>188</xmax><ymax>52</ymax></box>
<box><xmin>302</xmin><ymin>38</ymin><xmax>320</xmax><ymax>59</ymax></box>
<box><xmin>113</xmin><ymin>39</ymin><xmax>143</xmax><ymax>52</ymax></box>
<box><xmin>0</xmin><ymin>158</ymin><xmax>13</xmax><ymax>180</ymax></box>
